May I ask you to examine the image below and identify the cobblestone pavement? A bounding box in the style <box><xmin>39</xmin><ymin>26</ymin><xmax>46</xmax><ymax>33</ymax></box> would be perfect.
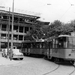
<box><xmin>0</xmin><ymin>55</ymin><xmax>75</xmax><ymax>75</ymax></box>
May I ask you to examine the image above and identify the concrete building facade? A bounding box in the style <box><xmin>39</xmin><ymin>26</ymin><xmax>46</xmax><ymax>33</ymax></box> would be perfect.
<box><xmin>0</xmin><ymin>10</ymin><xmax>49</xmax><ymax>50</ymax></box>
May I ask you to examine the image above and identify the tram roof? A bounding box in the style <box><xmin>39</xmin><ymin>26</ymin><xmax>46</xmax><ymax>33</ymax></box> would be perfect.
<box><xmin>58</xmin><ymin>35</ymin><xmax>71</xmax><ymax>37</ymax></box>
<box><xmin>58</xmin><ymin>35</ymin><xmax>75</xmax><ymax>39</ymax></box>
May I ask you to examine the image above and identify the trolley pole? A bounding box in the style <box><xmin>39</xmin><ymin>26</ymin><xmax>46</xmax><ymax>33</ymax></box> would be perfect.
<box><xmin>10</xmin><ymin>0</ymin><xmax>14</xmax><ymax>60</ymax></box>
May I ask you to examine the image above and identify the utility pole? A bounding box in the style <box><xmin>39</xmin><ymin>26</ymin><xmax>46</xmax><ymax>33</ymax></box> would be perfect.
<box><xmin>7</xmin><ymin>7</ymin><xmax>10</xmax><ymax>56</ymax></box>
<box><xmin>10</xmin><ymin>0</ymin><xmax>14</xmax><ymax>60</ymax></box>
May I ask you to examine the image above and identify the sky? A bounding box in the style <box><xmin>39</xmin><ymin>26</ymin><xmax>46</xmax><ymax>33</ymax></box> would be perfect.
<box><xmin>0</xmin><ymin>0</ymin><xmax>75</xmax><ymax>23</ymax></box>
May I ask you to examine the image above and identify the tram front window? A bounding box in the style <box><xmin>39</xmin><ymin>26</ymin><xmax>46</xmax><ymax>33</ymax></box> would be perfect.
<box><xmin>56</xmin><ymin>37</ymin><xmax>67</xmax><ymax>48</ymax></box>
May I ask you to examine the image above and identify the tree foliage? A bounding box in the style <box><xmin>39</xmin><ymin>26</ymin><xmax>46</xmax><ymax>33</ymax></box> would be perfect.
<box><xmin>24</xmin><ymin>19</ymin><xmax>75</xmax><ymax>41</ymax></box>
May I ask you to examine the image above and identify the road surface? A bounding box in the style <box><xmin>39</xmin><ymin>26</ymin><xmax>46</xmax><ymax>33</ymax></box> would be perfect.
<box><xmin>0</xmin><ymin>55</ymin><xmax>75</xmax><ymax>75</ymax></box>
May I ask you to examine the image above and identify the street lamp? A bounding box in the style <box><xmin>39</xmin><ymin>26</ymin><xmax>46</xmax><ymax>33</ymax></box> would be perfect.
<box><xmin>7</xmin><ymin>7</ymin><xmax>10</xmax><ymax>57</ymax></box>
<box><xmin>10</xmin><ymin>0</ymin><xmax>14</xmax><ymax>60</ymax></box>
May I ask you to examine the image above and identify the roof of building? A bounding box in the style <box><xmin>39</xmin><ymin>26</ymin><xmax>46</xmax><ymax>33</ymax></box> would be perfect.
<box><xmin>0</xmin><ymin>10</ymin><xmax>40</xmax><ymax>19</ymax></box>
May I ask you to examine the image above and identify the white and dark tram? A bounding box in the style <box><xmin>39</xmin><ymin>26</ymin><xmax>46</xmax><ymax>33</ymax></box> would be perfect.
<box><xmin>47</xmin><ymin>35</ymin><xmax>75</xmax><ymax>65</ymax></box>
<box><xmin>21</xmin><ymin>35</ymin><xmax>75</xmax><ymax>65</ymax></box>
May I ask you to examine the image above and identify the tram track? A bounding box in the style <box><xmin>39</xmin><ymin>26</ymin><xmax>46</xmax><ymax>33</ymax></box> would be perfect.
<box><xmin>69</xmin><ymin>66</ymin><xmax>75</xmax><ymax>75</ymax></box>
<box><xmin>42</xmin><ymin>64</ymin><xmax>75</xmax><ymax>75</ymax></box>
<box><xmin>42</xmin><ymin>64</ymin><xmax>60</xmax><ymax>75</ymax></box>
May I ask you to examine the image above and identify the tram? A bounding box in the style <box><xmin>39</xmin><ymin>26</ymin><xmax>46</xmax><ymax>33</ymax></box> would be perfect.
<box><xmin>21</xmin><ymin>40</ymin><xmax>50</xmax><ymax>56</ymax></box>
<box><xmin>49</xmin><ymin>35</ymin><xmax>75</xmax><ymax>64</ymax></box>
<box><xmin>21</xmin><ymin>35</ymin><xmax>75</xmax><ymax>65</ymax></box>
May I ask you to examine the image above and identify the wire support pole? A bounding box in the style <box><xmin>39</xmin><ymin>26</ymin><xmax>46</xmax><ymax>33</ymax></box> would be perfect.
<box><xmin>7</xmin><ymin>7</ymin><xmax>10</xmax><ymax>54</ymax></box>
<box><xmin>11</xmin><ymin>0</ymin><xmax>14</xmax><ymax>57</ymax></box>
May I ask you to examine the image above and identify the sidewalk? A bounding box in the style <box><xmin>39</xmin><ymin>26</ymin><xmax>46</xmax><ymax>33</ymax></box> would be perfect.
<box><xmin>0</xmin><ymin>52</ymin><xmax>23</xmax><ymax>66</ymax></box>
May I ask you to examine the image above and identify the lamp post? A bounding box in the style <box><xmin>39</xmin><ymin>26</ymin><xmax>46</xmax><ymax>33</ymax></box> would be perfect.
<box><xmin>7</xmin><ymin>7</ymin><xmax>10</xmax><ymax>57</ymax></box>
<box><xmin>10</xmin><ymin>0</ymin><xmax>14</xmax><ymax>60</ymax></box>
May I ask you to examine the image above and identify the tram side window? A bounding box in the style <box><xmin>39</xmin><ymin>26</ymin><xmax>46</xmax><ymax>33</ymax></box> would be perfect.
<box><xmin>57</xmin><ymin>37</ymin><xmax>67</xmax><ymax>48</ymax></box>
<box><xmin>22</xmin><ymin>43</ymin><xmax>31</xmax><ymax>49</ymax></box>
<box><xmin>52</xmin><ymin>39</ymin><xmax>58</xmax><ymax>48</ymax></box>
<box><xmin>36</xmin><ymin>43</ymin><xmax>42</xmax><ymax>49</ymax></box>
<box><xmin>68</xmin><ymin>37</ymin><xmax>73</xmax><ymax>48</ymax></box>
<box><xmin>23</xmin><ymin>43</ymin><xmax>28</xmax><ymax>48</ymax></box>
<box><xmin>49</xmin><ymin>42</ymin><xmax>53</xmax><ymax>48</ymax></box>
<box><xmin>52</xmin><ymin>37</ymin><xmax>67</xmax><ymax>48</ymax></box>
<box><xmin>42</xmin><ymin>42</ymin><xmax>50</xmax><ymax>49</ymax></box>
<box><xmin>72</xmin><ymin>37</ymin><xmax>75</xmax><ymax>48</ymax></box>
<box><xmin>53</xmin><ymin>39</ymin><xmax>59</xmax><ymax>48</ymax></box>
<box><xmin>52</xmin><ymin>39</ymin><xmax>55</xmax><ymax>48</ymax></box>
<box><xmin>37</xmin><ymin>43</ymin><xmax>40</xmax><ymax>48</ymax></box>
<box><xmin>31</xmin><ymin>43</ymin><xmax>36</xmax><ymax>48</ymax></box>
<box><xmin>27</xmin><ymin>43</ymin><xmax>31</xmax><ymax>48</ymax></box>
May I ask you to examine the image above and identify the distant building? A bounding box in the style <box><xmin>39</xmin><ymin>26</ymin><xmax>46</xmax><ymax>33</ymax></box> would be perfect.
<box><xmin>0</xmin><ymin>10</ymin><xmax>50</xmax><ymax>50</ymax></box>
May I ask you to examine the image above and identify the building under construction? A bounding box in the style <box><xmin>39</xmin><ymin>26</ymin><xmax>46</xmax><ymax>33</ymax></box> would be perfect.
<box><xmin>0</xmin><ymin>10</ymin><xmax>50</xmax><ymax>51</ymax></box>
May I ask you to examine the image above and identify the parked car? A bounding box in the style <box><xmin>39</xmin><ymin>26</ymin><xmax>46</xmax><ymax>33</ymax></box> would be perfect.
<box><xmin>2</xmin><ymin>47</ymin><xmax>23</xmax><ymax>60</ymax></box>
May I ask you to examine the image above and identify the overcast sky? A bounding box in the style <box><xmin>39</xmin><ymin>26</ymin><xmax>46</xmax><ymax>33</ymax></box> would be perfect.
<box><xmin>0</xmin><ymin>0</ymin><xmax>75</xmax><ymax>23</ymax></box>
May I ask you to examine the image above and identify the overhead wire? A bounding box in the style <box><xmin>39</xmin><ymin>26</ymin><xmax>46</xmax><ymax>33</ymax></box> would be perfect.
<box><xmin>59</xmin><ymin>0</ymin><xmax>74</xmax><ymax>20</ymax></box>
<box><xmin>59</xmin><ymin>6</ymin><xmax>71</xmax><ymax>20</ymax></box>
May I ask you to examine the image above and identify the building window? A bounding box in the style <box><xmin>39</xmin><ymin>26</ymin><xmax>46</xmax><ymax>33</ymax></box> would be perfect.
<box><xmin>19</xmin><ymin>26</ymin><xmax>23</xmax><ymax>33</ymax></box>
<box><xmin>10</xmin><ymin>16</ymin><xmax>12</xmax><ymax>22</ymax></box>
<box><xmin>1</xmin><ymin>42</ymin><xmax>6</xmax><ymax>48</ymax></box>
<box><xmin>19</xmin><ymin>17</ymin><xmax>24</xmax><ymax>23</ymax></box>
<box><xmin>13</xmin><ymin>35</ymin><xmax>18</xmax><ymax>40</ymax></box>
<box><xmin>14</xmin><ymin>25</ymin><xmax>18</xmax><ymax>32</ymax></box>
<box><xmin>14</xmin><ymin>17</ymin><xmax>18</xmax><ymax>23</ymax></box>
<box><xmin>1</xmin><ymin>34</ymin><xmax>6</xmax><ymax>39</ymax></box>
<box><xmin>25</xmin><ymin>27</ymin><xmax>29</xmax><ymax>33</ymax></box>
<box><xmin>3</xmin><ymin>15</ymin><xmax>8</xmax><ymax>20</ymax></box>
<box><xmin>7</xmin><ymin>34</ymin><xmax>11</xmax><ymax>39</ymax></box>
<box><xmin>9</xmin><ymin>25</ymin><xmax>12</xmax><ymax>31</ymax></box>
<box><xmin>19</xmin><ymin>35</ymin><xmax>23</xmax><ymax>40</ymax></box>
<box><xmin>1</xmin><ymin>24</ymin><xmax>7</xmax><ymax>31</ymax></box>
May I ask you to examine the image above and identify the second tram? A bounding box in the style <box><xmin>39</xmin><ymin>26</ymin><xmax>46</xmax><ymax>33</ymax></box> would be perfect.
<box><xmin>49</xmin><ymin>35</ymin><xmax>75</xmax><ymax>64</ymax></box>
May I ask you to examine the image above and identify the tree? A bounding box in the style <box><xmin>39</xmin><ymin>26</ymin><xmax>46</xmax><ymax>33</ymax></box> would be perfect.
<box><xmin>45</xmin><ymin>20</ymin><xmax>62</xmax><ymax>37</ymax></box>
<box><xmin>24</xmin><ymin>19</ymin><xmax>75</xmax><ymax>41</ymax></box>
<box><xmin>24</xmin><ymin>24</ymin><xmax>45</xmax><ymax>41</ymax></box>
